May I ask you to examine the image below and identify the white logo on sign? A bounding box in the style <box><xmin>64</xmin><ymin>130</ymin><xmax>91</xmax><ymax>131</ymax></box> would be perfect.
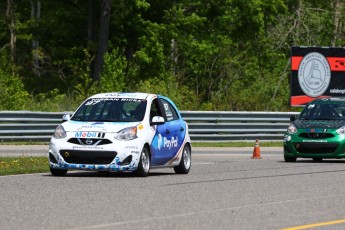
<box><xmin>298</xmin><ymin>52</ymin><xmax>331</xmax><ymax>97</ymax></box>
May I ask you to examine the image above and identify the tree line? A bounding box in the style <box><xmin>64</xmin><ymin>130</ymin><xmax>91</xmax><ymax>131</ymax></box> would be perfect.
<box><xmin>0</xmin><ymin>0</ymin><xmax>344</xmax><ymax>111</ymax></box>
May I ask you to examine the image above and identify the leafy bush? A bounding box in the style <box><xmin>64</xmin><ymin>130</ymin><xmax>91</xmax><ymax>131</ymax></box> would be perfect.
<box><xmin>0</xmin><ymin>51</ymin><xmax>31</xmax><ymax>110</ymax></box>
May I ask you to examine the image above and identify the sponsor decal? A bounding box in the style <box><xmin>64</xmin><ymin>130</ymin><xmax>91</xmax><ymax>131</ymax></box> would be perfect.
<box><xmin>85</xmin><ymin>99</ymin><xmax>102</xmax><ymax>105</ymax></box>
<box><xmin>302</xmin><ymin>140</ymin><xmax>327</xmax><ymax>142</ymax></box>
<box><xmin>74</xmin><ymin>132</ymin><xmax>105</xmax><ymax>138</ymax></box>
<box><xmin>91</xmin><ymin>122</ymin><xmax>104</xmax><ymax>125</ymax></box>
<box><xmin>97</xmin><ymin>133</ymin><xmax>106</xmax><ymax>138</ymax></box>
<box><xmin>298</xmin><ymin>52</ymin><xmax>331</xmax><ymax>97</ymax></box>
<box><xmin>138</xmin><ymin>124</ymin><xmax>144</xmax><ymax>130</ymax></box>
<box><xmin>157</xmin><ymin>135</ymin><xmax>179</xmax><ymax>150</ymax></box>
<box><xmin>305</xmin><ymin>128</ymin><xmax>327</xmax><ymax>133</ymax></box>
<box><xmin>164</xmin><ymin>136</ymin><xmax>178</xmax><ymax>149</ymax></box>
<box><xmin>105</xmin><ymin>93</ymin><xmax>120</xmax><ymax>97</ymax></box>
<box><xmin>75</xmin><ymin>132</ymin><xmax>97</xmax><ymax>138</ymax></box>
<box><xmin>125</xmin><ymin>146</ymin><xmax>138</xmax><ymax>149</ymax></box>
<box><xmin>306</xmin><ymin>128</ymin><xmax>326</xmax><ymax>133</ymax></box>
<box><xmin>72</xmin><ymin>146</ymin><xmax>104</xmax><ymax>150</ymax></box>
<box><xmin>120</xmin><ymin>98</ymin><xmax>143</xmax><ymax>102</ymax></box>
<box><xmin>131</xmin><ymin>151</ymin><xmax>140</xmax><ymax>154</ymax></box>
<box><xmin>77</xmin><ymin>125</ymin><xmax>105</xmax><ymax>130</ymax></box>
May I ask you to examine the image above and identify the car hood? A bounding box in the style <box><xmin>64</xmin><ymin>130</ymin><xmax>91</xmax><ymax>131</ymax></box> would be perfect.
<box><xmin>294</xmin><ymin>119</ymin><xmax>345</xmax><ymax>129</ymax></box>
<box><xmin>62</xmin><ymin>120</ymin><xmax>140</xmax><ymax>133</ymax></box>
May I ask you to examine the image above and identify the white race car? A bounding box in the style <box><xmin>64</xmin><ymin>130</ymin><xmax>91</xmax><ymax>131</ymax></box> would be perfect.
<box><xmin>49</xmin><ymin>92</ymin><xmax>191</xmax><ymax>177</ymax></box>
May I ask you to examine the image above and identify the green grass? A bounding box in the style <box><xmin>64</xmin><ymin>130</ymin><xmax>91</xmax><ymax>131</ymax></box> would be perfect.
<box><xmin>0</xmin><ymin>142</ymin><xmax>48</xmax><ymax>145</ymax></box>
<box><xmin>0</xmin><ymin>156</ymin><xmax>49</xmax><ymax>176</ymax></box>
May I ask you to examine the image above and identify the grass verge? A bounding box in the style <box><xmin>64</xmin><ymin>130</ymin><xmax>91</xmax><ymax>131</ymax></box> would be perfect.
<box><xmin>0</xmin><ymin>156</ymin><xmax>49</xmax><ymax>176</ymax></box>
<box><xmin>1</xmin><ymin>141</ymin><xmax>284</xmax><ymax>147</ymax></box>
<box><xmin>0</xmin><ymin>142</ymin><xmax>283</xmax><ymax>176</ymax></box>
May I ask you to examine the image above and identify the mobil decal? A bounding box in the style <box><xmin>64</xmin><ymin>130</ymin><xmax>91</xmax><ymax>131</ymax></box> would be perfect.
<box><xmin>75</xmin><ymin>132</ymin><xmax>97</xmax><ymax>138</ymax></box>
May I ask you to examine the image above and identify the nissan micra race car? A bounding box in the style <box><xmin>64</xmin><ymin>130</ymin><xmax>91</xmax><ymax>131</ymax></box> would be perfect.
<box><xmin>284</xmin><ymin>97</ymin><xmax>345</xmax><ymax>162</ymax></box>
<box><xmin>49</xmin><ymin>92</ymin><xmax>191</xmax><ymax>177</ymax></box>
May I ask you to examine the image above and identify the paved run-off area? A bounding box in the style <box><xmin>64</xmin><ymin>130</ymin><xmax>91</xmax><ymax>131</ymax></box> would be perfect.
<box><xmin>2</xmin><ymin>145</ymin><xmax>345</xmax><ymax>229</ymax></box>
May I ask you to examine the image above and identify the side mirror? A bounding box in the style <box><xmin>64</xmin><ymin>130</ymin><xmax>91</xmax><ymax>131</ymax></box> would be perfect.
<box><xmin>151</xmin><ymin>116</ymin><xmax>165</xmax><ymax>125</ymax></box>
<box><xmin>290</xmin><ymin>115</ymin><xmax>297</xmax><ymax>122</ymax></box>
<box><xmin>62</xmin><ymin>114</ymin><xmax>71</xmax><ymax>122</ymax></box>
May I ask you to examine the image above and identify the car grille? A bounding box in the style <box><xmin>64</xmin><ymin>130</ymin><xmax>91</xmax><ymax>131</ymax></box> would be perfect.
<box><xmin>59</xmin><ymin>150</ymin><xmax>117</xmax><ymax>164</ymax></box>
<box><xmin>293</xmin><ymin>142</ymin><xmax>338</xmax><ymax>154</ymax></box>
<box><xmin>299</xmin><ymin>133</ymin><xmax>335</xmax><ymax>139</ymax></box>
<box><xmin>67</xmin><ymin>138</ymin><xmax>112</xmax><ymax>146</ymax></box>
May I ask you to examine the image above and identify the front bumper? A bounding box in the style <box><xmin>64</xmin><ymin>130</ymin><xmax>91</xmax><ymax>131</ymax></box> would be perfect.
<box><xmin>283</xmin><ymin>131</ymin><xmax>345</xmax><ymax>158</ymax></box>
<box><xmin>49</xmin><ymin>137</ymin><xmax>142</xmax><ymax>172</ymax></box>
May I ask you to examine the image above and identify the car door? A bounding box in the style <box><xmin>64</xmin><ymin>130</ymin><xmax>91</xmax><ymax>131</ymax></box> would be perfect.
<box><xmin>151</xmin><ymin>98</ymin><xmax>186</xmax><ymax>165</ymax></box>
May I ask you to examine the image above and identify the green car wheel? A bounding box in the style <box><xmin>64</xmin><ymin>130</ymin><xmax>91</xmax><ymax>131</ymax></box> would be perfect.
<box><xmin>284</xmin><ymin>155</ymin><xmax>297</xmax><ymax>162</ymax></box>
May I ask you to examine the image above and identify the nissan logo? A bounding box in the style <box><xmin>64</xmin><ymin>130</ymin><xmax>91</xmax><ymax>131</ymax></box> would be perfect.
<box><xmin>313</xmin><ymin>133</ymin><xmax>320</xmax><ymax>138</ymax></box>
<box><xmin>85</xmin><ymin>139</ymin><xmax>93</xmax><ymax>145</ymax></box>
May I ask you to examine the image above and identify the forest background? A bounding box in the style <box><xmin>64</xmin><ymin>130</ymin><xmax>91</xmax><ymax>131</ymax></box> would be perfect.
<box><xmin>0</xmin><ymin>0</ymin><xmax>344</xmax><ymax>112</ymax></box>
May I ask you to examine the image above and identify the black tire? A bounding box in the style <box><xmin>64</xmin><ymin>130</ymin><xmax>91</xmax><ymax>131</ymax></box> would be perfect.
<box><xmin>284</xmin><ymin>155</ymin><xmax>297</xmax><ymax>162</ymax></box>
<box><xmin>50</xmin><ymin>167</ymin><xmax>67</xmax><ymax>176</ymax></box>
<box><xmin>312</xmin><ymin>157</ymin><xmax>323</xmax><ymax>162</ymax></box>
<box><xmin>133</xmin><ymin>146</ymin><xmax>150</xmax><ymax>177</ymax></box>
<box><xmin>174</xmin><ymin>144</ymin><xmax>191</xmax><ymax>174</ymax></box>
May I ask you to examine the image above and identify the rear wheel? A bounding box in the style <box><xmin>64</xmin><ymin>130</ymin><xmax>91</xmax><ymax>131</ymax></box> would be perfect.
<box><xmin>133</xmin><ymin>146</ymin><xmax>150</xmax><ymax>177</ymax></box>
<box><xmin>174</xmin><ymin>145</ymin><xmax>191</xmax><ymax>174</ymax></box>
<box><xmin>50</xmin><ymin>167</ymin><xmax>67</xmax><ymax>176</ymax></box>
<box><xmin>284</xmin><ymin>155</ymin><xmax>297</xmax><ymax>162</ymax></box>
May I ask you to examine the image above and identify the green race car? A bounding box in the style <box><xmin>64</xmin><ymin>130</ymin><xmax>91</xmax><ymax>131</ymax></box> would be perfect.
<box><xmin>284</xmin><ymin>97</ymin><xmax>345</xmax><ymax>162</ymax></box>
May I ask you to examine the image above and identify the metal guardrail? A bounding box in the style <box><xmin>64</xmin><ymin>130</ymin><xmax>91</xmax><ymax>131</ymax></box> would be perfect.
<box><xmin>0</xmin><ymin>111</ymin><xmax>298</xmax><ymax>142</ymax></box>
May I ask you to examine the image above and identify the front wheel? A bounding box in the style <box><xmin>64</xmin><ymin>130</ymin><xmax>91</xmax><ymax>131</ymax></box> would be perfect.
<box><xmin>174</xmin><ymin>145</ymin><xmax>191</xmax><ymax>174</ymax></box>
<box><xmin>284</xmin><ymin>155</ymin><xmax>297</xmax><ymax>162</ymax></box>
<box><xmin>133</xmin><ymin>146</ymin><xmax>150</xmax><ymax>177</ymax></box>
<box><xmin>50</xmin><ymin>167</ymin><xmax>67</xmax><ymax>176</ymax></box>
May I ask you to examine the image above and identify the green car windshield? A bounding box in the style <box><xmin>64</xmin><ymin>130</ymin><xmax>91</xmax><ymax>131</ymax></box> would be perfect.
<box><xmin>71</xmin><ymin>98</ymin><xmax>147</xmax><ymax>122</ymax></box>
<box><xmin>299</xmin><ymin>102</ymin><xmax>345</xmax><ymax>120</ymax></box>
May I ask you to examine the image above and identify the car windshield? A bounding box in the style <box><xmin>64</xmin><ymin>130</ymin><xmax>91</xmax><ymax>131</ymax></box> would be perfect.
<box><xmin>299</xmin><ymin>102</ymin><xmax>345</xmax><ymax>120</ymax></box>
<box><xmin>71</xmin><ymin>98</ymin><xmax>147</xmax><ymax>122</ymax></box>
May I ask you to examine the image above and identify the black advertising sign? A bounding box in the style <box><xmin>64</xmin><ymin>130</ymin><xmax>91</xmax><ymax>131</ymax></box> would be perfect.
<box><xmin>291</xmin><ymin>46</ymin><xmax>345</xmax><ymax>106</ymax></box>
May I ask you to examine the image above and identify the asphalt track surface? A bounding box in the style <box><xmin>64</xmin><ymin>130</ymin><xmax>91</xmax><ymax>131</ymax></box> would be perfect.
<box><xmin>2</xmin><ymin>146</ymin><xmax>345</xmax><ymax>230</ymax></box>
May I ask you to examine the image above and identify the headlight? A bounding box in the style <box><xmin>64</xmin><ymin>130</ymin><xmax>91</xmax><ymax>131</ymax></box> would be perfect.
<box><xmin>115</xmin><ymin>127</ymin><xmax>137</xmax><ymax>140</ymax></box>
<box><xmin>53</xmin><ymin>125</ymin><xmax>67</xmax><ymax>139</ymax></box>
<box><xmin>336</xmin><ymin>126</ymin><xmax>345</xmax><ymax>135</ymax></box>
<box><xmin>287</xmin><ymin>123</ymin><xmax>297</xmax><ymax>134</ymax></box>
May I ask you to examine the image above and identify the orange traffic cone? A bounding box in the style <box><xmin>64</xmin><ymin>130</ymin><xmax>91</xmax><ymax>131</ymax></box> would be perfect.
<box><xmin>251</xmin><ymin>139</ymin><xmax>261</xmax><ymax>159</ymax></box>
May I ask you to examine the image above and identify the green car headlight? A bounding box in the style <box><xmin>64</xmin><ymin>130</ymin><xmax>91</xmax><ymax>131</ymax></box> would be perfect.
<box><xmin>336</xmin><ymin>126</ymin><xmax>345</xmax><ymax>135</ymax></box>
<box><xmin>287</xmin><ymin>123</ymin><xmax>297</xmax><ymax>134</ymax></box>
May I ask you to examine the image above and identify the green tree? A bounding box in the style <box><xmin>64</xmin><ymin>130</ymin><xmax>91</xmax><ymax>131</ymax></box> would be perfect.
<box><xmin>0</xmin><ymin>50</ymin><xmax>30</xmax><ymax>110</ymax></box>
